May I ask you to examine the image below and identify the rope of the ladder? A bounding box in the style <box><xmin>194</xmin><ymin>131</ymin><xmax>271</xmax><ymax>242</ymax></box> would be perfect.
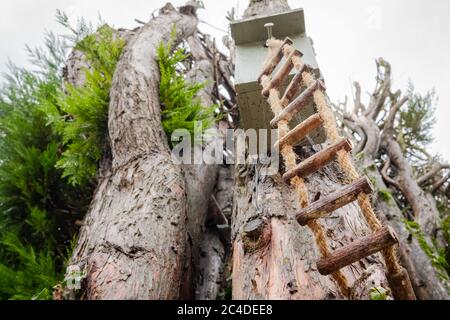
<box><xmin>260</xmin><ymin>39</ymin><xmax>351</xmax><ymax>297</ymax></box>
<box><xmin>284</xmin><ymin>44</ymin><xmax>403</xmax><ymax>276</ymax></box>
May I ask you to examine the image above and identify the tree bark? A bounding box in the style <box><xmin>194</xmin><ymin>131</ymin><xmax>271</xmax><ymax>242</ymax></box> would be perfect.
<box><xmin>68</xmin><ymin>4</ymin><xmax>199</xmax><ymax>300</ymax></box>
<box><xmin>63</xmin><ymin>0</ymin><xmax>448</xmax><ymax>300</ymax></box>
<box><xmin>231</xmin><ymin>0</ymin><xmax>393</xmax><ymax>300</ymax></box>
<box><xmin>232</xmin><ymin>158</ymin><xmax>391</xmax><ymax>300</ymax></box>
<box><xmin>367</xmin><ymin>169</ymin><xmax>449</xmax><ymax>300</ymax></box>
<box><xmin>343</xmin><ymin>61</ymin><xmax>450</xmax><ymax>299</ymax></box>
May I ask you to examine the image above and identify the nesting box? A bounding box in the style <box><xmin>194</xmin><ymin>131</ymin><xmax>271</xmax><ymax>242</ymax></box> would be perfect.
<box><xmin>230</xmin><ymin>9</ymin><xmax>326</xmax><ymax>148</ymax></box>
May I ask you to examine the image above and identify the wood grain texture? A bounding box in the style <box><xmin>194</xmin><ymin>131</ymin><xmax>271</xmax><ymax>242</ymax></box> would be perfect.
<box><xmin>257</xmin><ymin>38</ymin><xmax>293</xmax><ymax>83</ymax></box>
<box><xmin>317</xmin><ymin>226</ymin><xmax>399</xmax><ymax>276</ymax></box>
<box><xmin>283</xmin><ymin>138</ymin><xmax>353</xmax><ymax>182</ymax></box>
<box><xmin>274</xmin><ymin>114</ymin><xmax>323</xmax><ymax>150</ymax></box>
<box><xmin>271</xmin><ymin>80</ymin><xmax>325</xmax><ymax>128</ymax></box>
<box><xmin>69</xmin><ymin>5</ymin><xmax>198</xmax><ymax>300</ymax></box>
<box><xmin>296</xmin><ymin>176</ymin><xmax>373</xmax><ymax>226</ymax></box>
<box><xmin>386</xmin><ymin>267</ymin><xmax>417</xmax><ymax>300</ymax></box>
<box><xmin>262</xmin><ymin>50</ymin><xmax>301</xmax><ymax>97</ymax></box>
<box><xmin>280</xmin><ymin>64</ymin><xmax>311</xmax><ymax>107</ymax></box>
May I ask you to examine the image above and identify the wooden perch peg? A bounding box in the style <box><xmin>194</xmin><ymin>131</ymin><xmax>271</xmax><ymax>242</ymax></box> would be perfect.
<box><xmin>296</xmin><ymin>176</ymin><xmax>373</xmax><ymax>226</ymax></box>
<box><xmin>283</xmin><ymin>138</ymin><xmax>352</xmax><ymax>182</ymax></box>
<box><xmin>258</xmin><ymin>37</ymin><xmax>293</xmax><ymax>83</ymax></box>
<box><xmin>274</xmin><ymin>114</ymin><xmax>323</xmax><ymax>150</ymax></box>
<box><xmin>271</xmin><ymin>79</ymin><xmax>326</xmax><ymax>128</ymax></box>
<box><xmin>316</xmin><ymin>226</ymin><xmax>399</xmax><ymax>276</ymax></box>
<box><xmin>262</xmin><ymin>50</ymin><xmax>302</xmax><ymax>97</ymax></box>
<box><xmin>280</xmin><ymin>64</ymin><xmax>311</xmax><ymax>107</ymax></box>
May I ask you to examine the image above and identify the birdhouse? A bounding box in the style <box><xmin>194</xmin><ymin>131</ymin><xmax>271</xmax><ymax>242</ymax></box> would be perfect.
<box><xmin>230</xmin><ymin>9</ymin><xmax>326</xmax><ymax>147</ymax></box>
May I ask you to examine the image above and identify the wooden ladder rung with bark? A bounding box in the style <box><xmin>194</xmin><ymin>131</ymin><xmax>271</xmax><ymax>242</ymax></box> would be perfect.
<box><xmin>274</xmin><ymin>113</ymin><xmax>323</xmax><ymax>150</ymax></box>
<box><xmin>296</xmin><ymin>176</ymin><xmax>373</xmax><ymax>226</ymax></box>
<box><xmin>262</xmin><ymin>50</ymin><xmax>302</xmax><ymax>97</ymax></box>
<box><xmin>258</xmin><ymin>37</ymin><xmax>293</xmax><ymax>82</ymax></box>
<box><xmin>270</xmin><ymin>79</ymin><xmax>325</xmax><ymax>128</ymax></box>
<box><xmin>280</xmin><ymin>64</ymin><xmax>312</xmax><ymax>107</ymax></box>
<box><xmin>283</xmin><ymin>138</ymin><xmax>352</xmax><ymax>182</ymax></box>
<box><xmin>317</xmin><ymin>226</ymin><xmax>399</xmax><ymax>275</ymax></box>
<box><xmin>258</xmin><ymin>36</ymin><xmax>416</xmax><ymax>300</ymax></box>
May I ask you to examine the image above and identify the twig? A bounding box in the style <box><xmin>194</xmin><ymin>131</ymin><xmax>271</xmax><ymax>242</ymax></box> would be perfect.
<box><xmin>381</xmin><ymin>159</ymin><xmax>401</xmax><ymax>191</ymax></box>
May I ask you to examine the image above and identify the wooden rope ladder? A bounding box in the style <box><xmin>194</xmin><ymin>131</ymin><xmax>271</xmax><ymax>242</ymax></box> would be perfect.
<box><xmin>258</xmin><ymin>37</ymin><xmax>416</xmax><ymax>300</ymax></box>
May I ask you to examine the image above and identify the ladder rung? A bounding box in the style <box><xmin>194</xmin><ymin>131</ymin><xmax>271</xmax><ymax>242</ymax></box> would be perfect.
<box><xmin>257</xmin><ymin>38</ymin><xmax>293</xmax><ymax>83</ymax></box>
<box><xmin>296</xmin><ymin>176</ymin><xmax>373</xmax><ymax>226</ymax></box>
<box><xmin>283</xmin><ymin>138</ymin><xmax>352</xmax><ymax>182</ymax></box>
<box><xmin>271</xmin><ymin>80</ymin><xmax>326</xmax><ymax>128</ymax></box>
<box><xmin>275</xmin><ymin>114</ymin><xmax>323</xmax><ymax>150</ymax></box>
<box><xmin>317</xmin><ymin>226</ymin><xmax>399</xmax><ymax>276</ymax></box>
<box><xmin>280</xmin><ymin>64</ymin><xmax>311</xmax><ymax>107</ymax></box>
<box><xmin>262</xmin><ymin>50</ymin><xmax>302</xmax><ymax>97</ymax></box>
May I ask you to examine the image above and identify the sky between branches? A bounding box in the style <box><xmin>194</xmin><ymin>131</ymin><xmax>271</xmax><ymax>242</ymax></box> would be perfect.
<box><xmin>0</xmin><ymin>0</ymin><xmax>449</xmax><ymax>160</ymax></box>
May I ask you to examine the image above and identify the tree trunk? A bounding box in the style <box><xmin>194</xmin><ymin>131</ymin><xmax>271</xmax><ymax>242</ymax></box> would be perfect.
<box><xmin>233</xmin><ymin>156</ymin><xmax>393</xmax><ymax>299</ymax></box>
<box><xmin>365</xmin><ymin>167</ymin><xmax>449</xmax><ymax>300</ymax></box>
<box><xmin>230</xmin><ymin>0</ymin><xmax>398</xmax><ymax>300</ymax></box>
<box><xmin>341</xmin><ymin>63</ymin><xmax>450</xmax><ymax>299</ymax></box>
<box><xmin>63</xmin><ymin>0</ymin><xmax>448</xmax><ymax>300</ymax></box>
<box><xmin>68</xmin><ymin>4</ymin><xmax>200</xmax><ymax>300</ymax></box>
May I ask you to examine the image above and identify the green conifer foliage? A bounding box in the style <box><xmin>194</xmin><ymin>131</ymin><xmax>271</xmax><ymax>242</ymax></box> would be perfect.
<box><xmin>0</xmin><ymin>16</ymin><xmax>122</xmax><ymax>300</ymax></box>
<box><xmin>43</xmin><ymin>25</ymin><xmax>125</xmax><ymax>186</ymax></box>
<box><xmin>157</xmin><ymin>30</ymin><xmax>217</xmax><ymax>147</ymax></box>
<box><xmin>0</xmin><ymin>17</ymin><xmax>217</xmax><ymax>300</ymax></box>
<box><xmin>0</xmin><ymin>62</ymin><xmax>89</xmax><ymax>299</ymax></box>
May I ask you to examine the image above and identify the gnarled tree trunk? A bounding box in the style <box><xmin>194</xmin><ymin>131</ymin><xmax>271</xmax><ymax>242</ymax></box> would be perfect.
<box><xmin>68</xmin><ymin>4</ymin><xmax>200</xmax><ymax>300</ymax></box>
<box><xmin>340</xmin><ymin>58</ymin><xmax>450</xmax><ymax>299</ymax></box>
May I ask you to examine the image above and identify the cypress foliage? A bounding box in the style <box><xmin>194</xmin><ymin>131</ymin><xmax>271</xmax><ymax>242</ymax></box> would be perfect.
<box><xmin>42</xmin><ymin>24</ymin><xmax>125</xmax><ymax>186</ymax></box>
<box><xmin>0</xmin><ymin>17</ymin><xmax>216</xmax><ymax>300</ymax></box>
<box><xmin>0</xmin><ymin>15</ymin><xmax>122</xmax><ymax>300</ymax></box>
<box><xmin>157</xmin><ymin>29</ymin><xmax>217</xmax><ymax>147</ymax></box>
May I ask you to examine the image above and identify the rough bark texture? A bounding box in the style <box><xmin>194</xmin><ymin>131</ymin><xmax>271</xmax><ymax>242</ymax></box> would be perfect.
<box><xmin>231</xmin><ymin>0</ymin><xmax>393</xmax><ymax>300</ymax></box>
<box><xmin>182</xmin><ymin>30</ymin><xmax>236</xmax><ymax>299</ymax></box>
<box><xmin>68</xmin><ymin>4</ymin><xmax>199</xmax><ymax>300</ymax></box>
<box><xmin>340</xmin><ymin>58</ymin><xmax>450</xmax><ymax>299</ymax></box>
<box><xmin>232</xmin><ymin>158</ymin><xmax>391</xmax><ymax>300</ymax></box>
<box><xmin>62</xmin><ymin>0</ymin><xmax>448</xmax><ymax>300</ymax></box>
<box><xmin>243</xmin><ymin>0</ymin><xmax>290</xmax><ymax>17</ymax></box>
<box><xmin>195</xmin><ymin>166</ymin><xmax>234</xmax><ymax>299</ymax></box>
<box><xmin>368</xmin><ymin>170</ymin><xmax>449</xmax><ymax>300</ymax></box>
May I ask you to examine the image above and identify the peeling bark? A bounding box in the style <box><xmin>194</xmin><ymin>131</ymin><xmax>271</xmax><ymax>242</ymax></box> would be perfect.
<box><xmin>69</xmin><ymin>5</ymin><xmax>199</xmax><ymax>300</ymax></box>
<box><xmin>344</xmin><ymin>58</ymin><xmax>449</xmax><ymax>299</ymax></box>
<box><xmin>367</xmin><ymin>170</ymin><xmax>449</xmax><ymax>300</ymax></box>
<box><xmin>232</xmin><ymin>158</ymin><xmax>390</xmax><ymax>300</ymax></box>
<box><xmin>230</xmin><ymin>0</ymin><xmax>393</xmax><ymax>301</ymax></box>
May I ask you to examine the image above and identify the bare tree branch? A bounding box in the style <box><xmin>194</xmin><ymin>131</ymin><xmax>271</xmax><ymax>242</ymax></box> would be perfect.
<box><xmin>366</xmin><ymin>58</ymin><xmax>392</xmax><ymax>121</ymax></box>
<box><xmin>343</xmin><ymin>117</ymin><xmax>367</xmax><ymax>154</ymax></box>
<box><xmin>431</xmin><ymin>173</ymin><xmax>450</xmax><ymax>194</ymax></box>
<box><xmin>381</xmin><ymin>158</ymin><xmax>401</xmax><ymax>190</ymax></box>
<box><xmin>418</xmin><ymin>163</ymin><xmax>450</xmax><ymax>186</ymax></box>
<box><xmin>352</xmin><ymin>81</ymin><xmax>365</xmax><ymax>114</ymax></box>
<box><xmin>383</xmin><ymin>96</ymin><xmax>409</xmax><ymax>131</ymax></box>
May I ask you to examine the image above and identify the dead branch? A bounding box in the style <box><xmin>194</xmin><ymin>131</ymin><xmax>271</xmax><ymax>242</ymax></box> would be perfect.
<box><xmin>383</xmin><ymin>96</ymin><xmax>409</xmax><ymax>131</ymax></box>
<box><xmin>381</xmin><ymin>159</ymin><xmax>401</xmax><ymax>190</ymax></box>
<box><xmin>431</xmin><ymin>173</ymin><xmax>450</xmax><ymax>194</ymax></box>
<box><xmin>365</xmin><ymin>58</ymin><xmax>392</xmax><ymax>121</ymax></box>
<box><xmin>418</xmin><ymin>163</ymin><xmax>450</xmax><ymax>186</ymax></box>
<box><xmin>352</xmin><ymin>81</ymin><xmax>366</xmax><ymax>115</ymax></box>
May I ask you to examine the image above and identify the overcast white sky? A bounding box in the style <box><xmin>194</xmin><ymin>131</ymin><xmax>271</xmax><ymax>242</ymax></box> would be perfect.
<box><xmin>0</xmin><ymin>0</ymin><xmax>449</xmax><ymax>160</ymax></box>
